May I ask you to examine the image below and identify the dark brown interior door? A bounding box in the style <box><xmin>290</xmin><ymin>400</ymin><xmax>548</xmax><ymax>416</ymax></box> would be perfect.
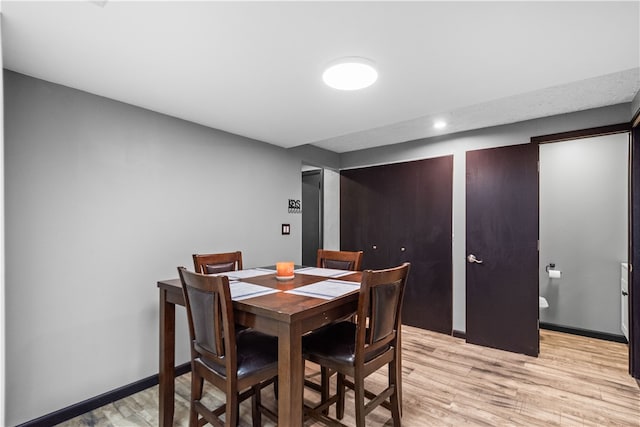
<box><xmin>302</xmin><ymin>170</ymin><xmax>322</xmax><ymax>266</ymax></box>
<box><xmin>341</xmin><ymin>156</ymin><xmax>453</xmax><ymax>334</ymax></box>
<box><xmin>466</xmin><ymin>144</ymin><xmax>539</xmax><ymax>356</ymax></box>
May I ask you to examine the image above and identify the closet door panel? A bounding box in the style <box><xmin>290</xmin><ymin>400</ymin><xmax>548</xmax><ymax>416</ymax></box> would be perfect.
<box><xmin>341</xmin><ymin>167</ymin><xmax>389</xmax><ymax>269</ymax></box>
<box><xmin>386</xmin><ymin>158</ymin><xmax>453</xmax><ymax>333</ymax></box>
<box><xmin>341</xmin><ymin>156</ymin><xmax>453</xmax><ymax>334</ymax></box>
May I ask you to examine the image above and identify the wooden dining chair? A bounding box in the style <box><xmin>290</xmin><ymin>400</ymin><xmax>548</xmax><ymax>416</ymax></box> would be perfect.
<box><xmin>302</xmin><ymin>263</ymin><xmax>410</xmax><ymax>427</ymax></box>
<box><xmin>308</xmin><ymin>249</ymin><xmax>364</xmax><ymax>408</ymax></box>
<box><xmin>193</xmin><ymin>251</ymin><xmax>243</xmax><ymax>275</ymax></box>
<box><xmin>178</xmin><ymin>267</ymin><xmax>278</xmax><ymax>427</ymax></box>
<box><xmin>316</xmin><ymin>249</ymin><xmax>363</xmax><ymax>271</ymax></box>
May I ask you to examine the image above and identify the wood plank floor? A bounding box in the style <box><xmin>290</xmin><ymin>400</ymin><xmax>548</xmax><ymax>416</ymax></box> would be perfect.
<box><xmin>59</xmin><ymin>328</ymin><xmax>640</xmax><ymax>426</ymax></box>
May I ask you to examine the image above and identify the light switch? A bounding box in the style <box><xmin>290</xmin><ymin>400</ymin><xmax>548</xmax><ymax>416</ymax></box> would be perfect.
<box><xmin>282</xmin><ymin>224</ymin><xmax>290</xmax><ymax>235</ymax></box>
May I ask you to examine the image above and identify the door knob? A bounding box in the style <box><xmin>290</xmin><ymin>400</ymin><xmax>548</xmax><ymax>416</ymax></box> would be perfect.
<box><xmin>400</xmin><ymin>247</ymin><xmax>406</xmax><ymax>252</ymax></box>
<box><xmin>372</xmin><ymin>245</ymin><xmax>377</xmax><ymax>249</ymax></box>
<box><xmin>467</xmin><ymin>254</ymin><xmax>483</xmax><ymax>264</ymax></box>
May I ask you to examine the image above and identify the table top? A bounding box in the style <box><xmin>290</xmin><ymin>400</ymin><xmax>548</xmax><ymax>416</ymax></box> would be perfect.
<box><xmin>158</xmin><ymin>268</ymin><xmax>362</xmax><ymax>323</ymax></box>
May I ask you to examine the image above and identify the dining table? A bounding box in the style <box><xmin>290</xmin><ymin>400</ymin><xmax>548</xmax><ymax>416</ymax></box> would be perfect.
<box><xmin>157</xmin><ymin>266</ymin><xmax>363</xmax><ymax>427</ymax></box>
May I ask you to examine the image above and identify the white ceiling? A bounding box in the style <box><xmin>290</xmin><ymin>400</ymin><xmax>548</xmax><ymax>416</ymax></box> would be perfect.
<box><xmin>2</xmin><ymin>1</ymin><xmax>639</xmax><ymax>153</ymax></box>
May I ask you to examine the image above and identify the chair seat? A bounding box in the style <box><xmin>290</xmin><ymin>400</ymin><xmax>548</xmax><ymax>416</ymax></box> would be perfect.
<box><xmin>201</xmin><ymin>329</ymin><xmax>278</xmax><ymax>379</ymax></box>
<box><xmin>303</xmin><ymin>321</ymin><xmax>388</xmax><ymax>365</ymax></box>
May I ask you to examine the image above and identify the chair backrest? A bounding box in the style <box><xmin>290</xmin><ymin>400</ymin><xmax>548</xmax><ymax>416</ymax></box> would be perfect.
<box><xmin>316</xmin><ymin>249</ymin><xmax>363</xmax><ymax>271</ymax></box>
<box><xmin>355</xmin><ymin>263</ymin><xmax>410</xmax><ymax>364</ymax></box>
<box><xmin>192</xmin><ymin>251</ymin><xmax>243</xmax><ymax>274</ymax></box>
<box><xmin>178</xmin><ymin>266</ymin><xmax>237</xmax><ymax>374</ymax></box>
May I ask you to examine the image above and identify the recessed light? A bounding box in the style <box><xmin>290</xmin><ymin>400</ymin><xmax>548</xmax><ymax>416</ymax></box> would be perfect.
<box><xmin>434</xmin><ymin>120</ymin><xmax>447</xmax><ymax>130</ymax></box>
<box><xmin>322</xmin><ymin>57</ymin><xmax>378</xmax><ymax>91</ymax></box>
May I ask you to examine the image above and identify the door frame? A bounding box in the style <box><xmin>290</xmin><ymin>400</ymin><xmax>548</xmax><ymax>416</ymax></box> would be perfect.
<box><xmin>532</xmin><ymin>122</ymin><xmax>635</xmax><ymax>378</ymax></box>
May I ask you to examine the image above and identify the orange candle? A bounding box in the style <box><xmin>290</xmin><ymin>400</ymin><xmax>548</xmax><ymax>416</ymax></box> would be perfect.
<box><xmin>276</xmin><ymin>261</ymin><xmax>294</xmax><ymax>277</ymax></box>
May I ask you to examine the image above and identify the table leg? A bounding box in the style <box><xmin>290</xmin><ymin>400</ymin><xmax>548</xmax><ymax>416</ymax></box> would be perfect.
<box><xmin>277</xmin><ymin>322</ymin><xmax>304</xmax><ymax>427</ymax></box>
<box><xmin>159</xmin><ymin>288</ymin><xmax>176</xmax><ymax>427</ymax></box>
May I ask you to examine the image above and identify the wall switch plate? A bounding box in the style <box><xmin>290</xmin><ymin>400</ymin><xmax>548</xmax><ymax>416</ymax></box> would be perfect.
<box><xmin>282</xmin><ymin>224</ymin><xmax>290</xmax><ymax>235</ymax></box>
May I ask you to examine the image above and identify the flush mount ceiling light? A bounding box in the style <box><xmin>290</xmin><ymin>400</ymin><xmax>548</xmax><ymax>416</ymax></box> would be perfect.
<box><xmin>434</xmin><ymin>120</ymin><xmax>447</xmax><ymax>130</ymax></box>
<box><xmin>322</xmin><ymin>57</ymin><xmax>378</xmax><ymax>91</ymax></box>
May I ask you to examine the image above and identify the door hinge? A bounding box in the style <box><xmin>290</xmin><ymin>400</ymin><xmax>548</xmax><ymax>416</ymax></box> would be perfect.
<box><xmin>537</xmin><ymin>240</ymin><xmax>540</xmax><ymax>251</ymax></box>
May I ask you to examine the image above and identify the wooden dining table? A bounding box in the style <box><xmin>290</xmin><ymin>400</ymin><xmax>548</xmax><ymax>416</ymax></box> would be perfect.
<box><xmin>157</xmin><ymin>267</ymin><xmax>362</xmax><ymax>427</ymax></box>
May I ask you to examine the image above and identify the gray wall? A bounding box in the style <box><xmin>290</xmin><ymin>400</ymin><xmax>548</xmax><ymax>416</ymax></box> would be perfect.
<box><xmin>340</xmin><ymin>103</ymin><xmax>633</xmax><ymax>333</ymax></box>
<box><xmin>322</xmin><ymin>168</ymin><xmax>341</xmax><ymax>250</ymax></box>
<box><xmin>292</xmin><ymin>146</ymin><xmax>341</xmax><ymax>252</ymax></box>
<box><xmin>539</xmin><ymin>134</ymin><xmax>629</xmax><ymax>334</ymax></box>
<box><xmin>3</xmin><ymin>71</ymin><xmax>308</xmax><ymax>425</ymax></box>
<box><xmin>289</xmin><ymin>144</ymin><xmax>340</xmax><ymax>170</ymax></box>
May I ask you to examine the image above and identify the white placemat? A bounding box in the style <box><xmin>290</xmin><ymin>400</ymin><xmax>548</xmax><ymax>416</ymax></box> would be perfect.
<box><xmin>230</xmin><ymin>282</ymin><xmax>280</xmax><ymax>301</ymax></box>
<box><xmin>285</xmin><ymin>279</ymin><xmax>360</xmax><ymax>300</ymax></box>
<box><xmin>222</xmin><ymin>268</ymin><xmax>274</xmax><ymax>280</ymax></box>
<box><xmin>294</xmin><ymin>267</ymin><xmax>354</xmax><ymax>278</ymax></box>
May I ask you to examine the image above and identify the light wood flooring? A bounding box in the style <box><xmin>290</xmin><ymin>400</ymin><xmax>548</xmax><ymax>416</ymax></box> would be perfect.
<box><xmin>58</xmin><ymin>328</ymin><xmax>640</xmax><ymax>426</ymax></box>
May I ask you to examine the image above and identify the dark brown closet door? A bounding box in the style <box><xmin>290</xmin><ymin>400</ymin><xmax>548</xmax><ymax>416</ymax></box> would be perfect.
<box><xmin>341</xmin><ymin>165</ymin><xmax>390</xmax><ymax>269</ymax></box>
<box><xmin>387</xmin><ymin>158</ymin><xmax>453</xmax><ymax>333</ymax></box>
<box><xmin>466</xmin><ymin>144</ymin><xmax>539</xmax><ymax>356</ymax></box>
<box><xmin>341</xmin><ymin>156</ymin><xmax>453</xmax><ymax>334</ymax></box>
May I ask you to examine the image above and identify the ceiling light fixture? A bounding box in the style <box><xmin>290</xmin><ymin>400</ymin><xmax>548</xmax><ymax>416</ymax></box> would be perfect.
<box><xmin>434</xmin><ymin>120</ymin><xmax>447</xmax><ymax>130</ymax></box>
<box><xmin>322</xmin><ymin>57</ymin><xmax>378</xmax><ymax>91</ymax></box>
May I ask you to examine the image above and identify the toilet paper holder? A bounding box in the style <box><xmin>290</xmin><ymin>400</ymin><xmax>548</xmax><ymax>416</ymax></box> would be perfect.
<box><xmin>545</xmin><ymin>263</ymin><xmax>562</xmax><ymax>279</ymax></box>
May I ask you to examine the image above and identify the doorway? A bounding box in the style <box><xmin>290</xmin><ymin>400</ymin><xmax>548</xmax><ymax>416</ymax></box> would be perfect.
<box><xmin>302</xmin><ymin>168</ymin><xmax>322</xmax><ymax>266</ymax></box>
<box><xmin>539</xmin><ymin>133</ymin><xmax>629</xmax><ymax>339</ymax></box>
<box><xmin>465</xmin><ymin>128</ymin><xmax>631</xmax><ymax>358</ymax></box>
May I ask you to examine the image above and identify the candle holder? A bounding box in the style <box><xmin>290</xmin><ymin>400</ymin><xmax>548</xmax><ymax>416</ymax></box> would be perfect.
<box><xmin>276</xmin><ymin>261</ymin><xmax>295</xmax><ymax>281</ymax></box>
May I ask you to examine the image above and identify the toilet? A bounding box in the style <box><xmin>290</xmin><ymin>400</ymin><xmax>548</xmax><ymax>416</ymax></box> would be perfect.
<box><xmin>539</xmin><ymin>296</ymin><xmax>549</xmax><ymax>309</ymax></box>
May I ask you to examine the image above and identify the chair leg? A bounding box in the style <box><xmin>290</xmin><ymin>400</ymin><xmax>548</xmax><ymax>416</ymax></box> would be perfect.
<box><xmin>190</xmin><ymin>373</ymin><xmax>204</xmax><ymax>427</ymax></box>
<box><xmin>354</xmin><ymin>374</ymin><xmax>366</xmax><ymax>427</ymax></box>
<box><xmin>336</xmin><ymin>373</ymin><xmax>345</xmax><ymax>420</ymax></box>
<box><xmin>273</xmin><ymin>376</ymin><xmax>278</xmax><ymax>399</ymax></box>
<box><xmin>251</xmin><ymin>384</ymin><xmax>262</xmax><ymax>427</ymax></box>
<box><xmin>389</xmin><ymin>361</ymin><xmax>402</xmax><ymax>426</ymax></box>
<box><xmin>320</xmin><ymin>366</ymin><xmax>330</xmax><ymax>416</ymax></box>
<box><xmin>225</xmin><ymin>388</ymin><xmax>239</xmax><ymax>427</ymax></box>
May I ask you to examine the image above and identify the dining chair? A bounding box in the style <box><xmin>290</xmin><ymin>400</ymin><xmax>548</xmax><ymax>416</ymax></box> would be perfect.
<box><xmin>308</xmin><ymin>249</ymin><xmax>364</xmax><ymax>409</ymax></box>
<box><xmin>178</xmin><ymin>267</ymin><xmax>278</xmax><ymax>427</ymax></box>
<box><xmin>302</xmin><ymin>262</ymin><xmax>410</xmax><ymax>427</ymax></box>
<box><xmin>193</xmin><ymin>251</ymin><xmax>243</xmax><ymax>275</ymax></box>
<box><xmin>316</xmin><ymin>249</ymin><xmax>363</xmax><ymax>271</ymax></box>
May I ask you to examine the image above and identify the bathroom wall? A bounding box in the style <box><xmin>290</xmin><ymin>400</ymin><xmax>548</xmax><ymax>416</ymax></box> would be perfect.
<box><xmin>539</xmin><ymin>133</ymin><xmax>629</xmax><ymax>335</ymax></box>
